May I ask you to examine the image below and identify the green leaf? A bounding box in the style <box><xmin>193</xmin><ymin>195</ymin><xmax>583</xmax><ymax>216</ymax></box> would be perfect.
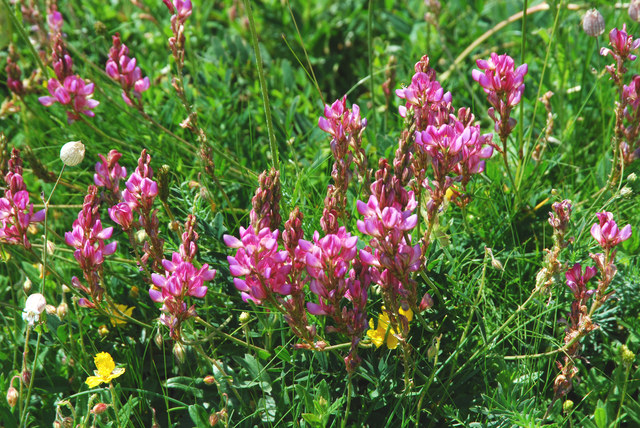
<box><xmin>594</xmin><ymin>401</ymin><xmax>608</xmax><ymax>428</ymax></box>
<box><xmin>164</xmin><ymin>376</ymin><xmax>203</xmax><ymax>398</ymax></box>
<box><xmin>188</xmin><ymin>404</ymin><xmax>209</xmax><ymax>426</ymax></box>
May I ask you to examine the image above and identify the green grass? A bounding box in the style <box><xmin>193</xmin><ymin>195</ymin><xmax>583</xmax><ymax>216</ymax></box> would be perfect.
<box><xmin>1</xmin><ymin>0</ymin><xmax>639</xmax><ymax>426</ymax></box>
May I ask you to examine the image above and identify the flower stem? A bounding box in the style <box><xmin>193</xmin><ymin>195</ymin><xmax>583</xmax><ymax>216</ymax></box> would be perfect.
<box><xmin>243</xmin><ymin>0</ymin><xmax>279</xmax><ymax>171</ymax></box>
<box><xmin>341</xmin><ymin>374</ymin><xmax>353</xmax><ymax>428</ymax></box>
<box><xmin>19</xmin><ymin>326</ymin><xmax>42</xmax><ymax>428</ymax></box>
<box><xmin>109</xmin><ymin>382</ymin><xmax>123</xmax><ymax>428</ymax></box>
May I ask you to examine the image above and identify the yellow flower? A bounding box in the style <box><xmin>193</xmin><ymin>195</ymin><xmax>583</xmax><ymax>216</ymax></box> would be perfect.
<box><xmin>366</xmin><ymin>306</ymin><xmax>413</xmax><ymax>349</ymax></box>
<box><xmin>85</xmin><ymin>352</ymin><xmax>125</xmax><ymax>388</ymax></box>
<box><xmin>108</xmin><ymin>304</ymin><xmax>134</xmax><ymax>326</ymax></box>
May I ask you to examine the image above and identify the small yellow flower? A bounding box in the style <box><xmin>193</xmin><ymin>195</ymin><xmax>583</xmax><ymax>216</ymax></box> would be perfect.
<box><xmin>85</xmin><ymin>352</ymin><xmax>125</xmax><ymax>388</ymax></box>
<box><xmin>108</xmin><ymin>304</ymin><xmax>134</xmax><ymax>326</ymax></box>
<box><xmin>366</xmin><ymin>306</ymin><xmax>413</xmax><ymax>349</ymax></box>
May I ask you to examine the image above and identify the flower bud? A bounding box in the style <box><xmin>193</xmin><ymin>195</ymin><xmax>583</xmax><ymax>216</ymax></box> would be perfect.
<box><xmin>173</xmin><ymin>342</ymin><xmax>186</xmax><ymax>363</ymax></box>
<box><xmin>154</xmin><ymin>333</ymin><xmax>163</xmax><ymax>349</ymax></box>
<box><xmin>92</xmin><ymin>403</ymin><xmax>108</xmax><ymax>415</ymax></box>
<box><xmin>45</xmin><ymin>304</ymin><xmax>56</xmax><ymax>315</ymax></box>
<box><xmin>209</xmin><ymin>413</ymin><xmax>219</xmax><ymax>426</ymax></box>
<box><xmin>21</xmin><ymin>369</ymin><xmax>31</xmax><ymax>386</ymax></box>
<box><xmin>582</xmin><ymin>9</ymin><xmax>605</xmax><ymax>37</ymax></box>
<box><xmin>62</xmin><ymin>283</ymin><xmax>71</xmax><ymax>293</ymax></box>
<box><xmin>23</xmin><ymin>293</ymin><xmax>46</xmax><ymax>325</ymax></box>
<box><xmin>562</xmin><ymin>399</ymin><xmax>574</xmax><ymax>413</ymax></box>
<box><xmin>98</xmin><ymin>324</ymin><xmax>109</xmax><ymax>337</ymax></box>
<box><xmin>620</xmin><ymin>186</ymin><xmax>632</xmax><ymax>198</ymax></box>
<box><xmin>620</xmin><ymin>344</ymin><xmax>636</xmax><ymax>368</ymax></box>
<box><xmin>203</xmin><ymin>375</ymin><xmax>216</xmax><ymax>385</ymax></box>
<box><xmin>46</xmin><ymin>240</ymin><xmax>56</xmax><ymax>256</ymax></box>
<box><xmin>630</xmin><ymin>0</ymin><xmax>640</xmax><ymax>22</ymax></box>
<box><xmin>60</xmin><ymin>141</ymin><xmax>85</xmax><ymax>166</ymax></box>
<box><xmin>23</xmin><ymin>278</ymin><xmax>32</xmax><ymax>293</ymax></box>
<box><xmin>57</xmin><ymin>302</ymin><xmax>68</xmax><ymax>319</ymax></box>
<box><xmin>239</xmin><ymin>312</ymin><xmax>250</xmax><ymax>324</ymax></box>
<box><xmin>419</xmin><ymin>292</ymin><xmax>434</xmax><ymax>311</ymax></box>
<box><xmin>628</xmin><ymin>172</ymin><xmax>637</xmax><ymax>182</ymax></box>
<box><xmin>427</xmin><ymin>344</ymin><xmax>437</xmax><ymax>361</ymax></box>
<box><xmin>6</xmin><ymin>386</ymin><xmax>18</xmax><ymax>407</ymax></box>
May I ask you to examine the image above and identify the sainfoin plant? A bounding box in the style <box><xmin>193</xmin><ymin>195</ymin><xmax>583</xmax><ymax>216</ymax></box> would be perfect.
<box><xmin>1</xmin><ymin>2</ymin><xmax>639</xmax><ymax>427</ymax></box>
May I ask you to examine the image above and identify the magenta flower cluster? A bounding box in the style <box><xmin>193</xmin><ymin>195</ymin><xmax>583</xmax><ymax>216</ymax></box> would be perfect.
<box><xmin>318</xmin><ymin>96</ymin><xmax>367</xmax><ymax>143</ymax></box>
<box><xmin>150</xmin><ymin>216</ymin><xmax>215</xmax><ymax>340</ymax></box>
<box><xmin>0</xmin><ymin>149</ymin><xmax>45</xmax><ymax>249</ymax></box>
<box><xmin>590</xmin><ymin>211</ymin><xmax>632</xmax><ymax>250</ymax></box>
<box><xmin>39</xmin><ymin>76</ymin><xmax>99</xmax><ymax>122</ymax></box>
<box><xmin>472</xmin><ymin>53</ymin><xmax>528</xmax><ymax>141</ymax></box>
<box><xmin>38</xmin><ymin>10</ymin><xmax>99</xmax><ymax>122</ymax></box>
<box><xmin>395</xmin><ymin>55</ymin><xmax>452</xmax><ymax>130</ymax></box>
<box><xmin>358</xmin><ymin>160</ymin><xmax>422</xmax><ymax>317</ymax></box>
<box><xmin>106</xmin><ymin>33</ymin><xmax>150</xmax><ymax>107</ymax></box>
<box><xmin>104</xmin><ymin>150</ymin><xmax>164</xmax><ymax>271</ymax></box>
<box><xmin>224</xmin><ymin>226</ymin><xmax>291</xmax><ymax>305</ymax></box>
<box><xmin>601</xmin><ymin>24</ymin><xmax>640</xmax><ymax>77</ymax></box>
<box><xmin>94</xmin><ymin>150</ymin><xmax>128</xmax><ymax>196</ymax></box>
<box><xmin>65</xmin><ymin>186</ymin><xmax>117</xmax><ymax>307</ymax></box>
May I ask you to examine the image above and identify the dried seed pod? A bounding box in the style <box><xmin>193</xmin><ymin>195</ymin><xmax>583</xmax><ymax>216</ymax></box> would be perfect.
<box><xmin>60</xmin><ymin>141</ymin><xmax>85</xmax><ymax>166</ymax></box>
<box><xmin>583</xmin><ymin>9</ymin><xmax>605</xmax><ymax>37</ymax></box>
<box><xmin>630</xmin><ymin>0</ymin><xmax>640</xmax><ymax>22</ymax></box>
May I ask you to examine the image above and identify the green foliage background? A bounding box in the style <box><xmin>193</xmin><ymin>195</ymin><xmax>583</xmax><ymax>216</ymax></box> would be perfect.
<box><xmin>1</xmin><ymin>0</ymin><xmax>639</xmax><ymax>426</ymax></box>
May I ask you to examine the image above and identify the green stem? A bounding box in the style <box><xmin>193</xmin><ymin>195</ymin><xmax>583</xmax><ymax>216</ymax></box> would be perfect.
<box><xmin>367</xmin><ymin>0</ymin><xmax>375</xmax><ymax>131</ymax></box>
<box><xmin>19</xmin><ymin>327</ymin><xmax>42</xmax><ymax>428</ymax></box>
<box><xmin>517</xmin><ymin>0</ymin><xmax>528</xmax><ymax>162</ymax></box>
<box><xmin>341</xmin><ymin>374</ymin><xmax>353</xmax><ymax>428</ymax></box>
<box><xmin>109</xmin><ymin>382</ymin><xmax>123</xmax><ymax>428</ymax></box>
<box><xmin>415</xmin><ymin>335</ymin><xmax>441</xmax><ymax>428</ymax></box>
<box><xmin>243</xmin><ymin>0</ymin><xmax>279</xmax><ymax>171</ymax></box>
<box><xmin>194</xmin><ymin>316</ymin><xmax>270</xmax><ymax>356</ymax></box>
<box><xmin>41</xmin><ymin>165</ymin><xmax>66</xmax><ymax>293</ymax></box>
<box><xmin>615</xmin><ymin>365</ymin><xmax>632</xmax><ymax>427</ymax></box>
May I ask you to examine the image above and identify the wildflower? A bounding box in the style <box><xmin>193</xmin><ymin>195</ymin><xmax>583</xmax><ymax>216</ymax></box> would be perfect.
<box><xmin>38</xmin><ymin>75</ymin><xmax>99</xmax><ymax>123</ymax></box>
<box><xmin>250</xmin><ymin>168</ymin><xmax>282</xmax><ymax>231</ymax></box>
<box><xmin>601</xmin><ymin>25</ymin><xmax>640</xmax><ymax>64</ymax></box>
<box><xmin>0</xmin><ymin>148</ymin><xmax>45</xmax><ymax>249</ymax></box>
<box><xmin>582</xmin><ymin>9</ymin><xmax>605</xmax><ymax>37</ymax></box>
<box><xmin>60</xmin><ymin>141</ymin><xmax>85</xmax><ymax>166</ymax></box>
<box><xmin>367</xmin><ymin>306</ymin><xmax>413</xmax><ymax>349</ymax></box>
<box><xmin>565</xmin><ymin>263</ymin><xmax>597</xmax><ymax>302</ymax></box>
<box><xmin>224</xmin><ymin>226</ymin><xmax>292</xmax><ymax>305</ymax></box>
<box><xmin>65</xmin><ymin>186</ymin><xmax>117</xmax><ymax>305</ymax></box>
<box><xmin>108</xmin><ymin>203</ymin><xmax>133</xmax><ymax>231</ymax></box>
<box><xmin>150</xmin><ymin>216</ymin><xmax>215</xmax><ymax>339</ymax></box>
<box><xmin>108</xmin><ymin>304</ymin><xmax>134</xmax><ymax>326</ymax></box>
<box><xmin>22</xmin><ymin>293</ymin><xmax>46</xmax><ymax>326</ymax></box>
<box><xmin>105</xmin><ymin>33</ymin><xmax>150</xmax><ymax>107</ymax></box>
<box><xmin>6</xmin><ymin>44</ymin><xmax>24</xmax><ymax>96</ymax></box>
<box><xmin>6</xmin><ymin>385</ymin><xmax>18</xmax><ymax>408</ymax></box>
<box><xmin>85</xmin><ymin>352</ymin><xmax>125</xmax><ymax>387</ymax></box>
<box><xmin>472</xmin><ymin>53</ymin><xmax>528</xmax><ymax>141</ymax></box>
<box><xmin>590</xmin><ymin>211</ymin><xmax>632</xmax><ymax>250</ymax></box>
<box><xmin>94</xmin><ymin>150</ymin><xmax>127</xmax><ymax>193</ymax></box>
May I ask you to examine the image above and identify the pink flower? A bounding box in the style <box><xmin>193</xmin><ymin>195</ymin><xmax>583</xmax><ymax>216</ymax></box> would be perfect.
<box><xmin>65</xmin><ymin>186</ymin><xmax>117</xmax><ymax>304</ymax></box>
<box><xmin>565</xmin><ymin>263</ymin><xmax>597</xmax><ymax>300</ymax></box>
<box><xmin>318</xmin><ymin>96</ymin><xmax>367</xmax><ymax>141</ymax></box>
<box><xmin>39</xmin><ymin>75</ymin><xmax>99</xmax><ymax>123</ymax></box>
<box><xmin>0</xmin><ymin>149</ymin><xmax>45</xmax><ymax>249</ymax></box>
<box><xmin>47</xmin><ymin>10</ymin><xmax>63</xmax><ymax>33</ymax></box>
<box><xmin>600</xmin><ymin>24</ymin><xmax>640</xmax><ymax>63</ymax></box>
<box><xmin>105</xmin><ymin>33</ymin><xmax>150</xmax><ymax>107</ymax></box>
<box><xmin>590</xmin><ymin>212</ymin><xmax>632</xmax><ymax>250</ymax></box>
<box><xmin>94</xmin><ymin>150</ymin><xmax>128</xmax><ymax>193</ymax></box>
<box><xmin>224</xmin><ymin>226</ymin><xmax>292</xmax><ymax>304</ymax></box>
<box><xmin>472</xmin><ymin>53</ymin><xmax>527</xmax><ymax>138</ymax></box>
<box><xmin>108</xmin><ymin>203</ymin><xmax>133</xmax><ymax>230</ymax></box>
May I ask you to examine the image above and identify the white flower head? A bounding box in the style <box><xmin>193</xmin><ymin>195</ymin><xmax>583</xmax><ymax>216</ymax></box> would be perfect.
<box><xmin>23</xmin><ymin>293</ymin><xmax>46</xmax><ymax>325</ymax></box>
<box><xmin>60</xmin><ymin>141</ymin><xmax>85</xmax><ymax>166</ymax></box>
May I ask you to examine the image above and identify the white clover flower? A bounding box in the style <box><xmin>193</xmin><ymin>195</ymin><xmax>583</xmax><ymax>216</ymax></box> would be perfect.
<box><xmin>22</xmin><ymin>293</ymin><xmax>46</xmax><ymax>326</ymax></box>
<box><xmin>60</xmin><ymin>141</ymin><xmax>85</xmax><ymax>166</ymax></box>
